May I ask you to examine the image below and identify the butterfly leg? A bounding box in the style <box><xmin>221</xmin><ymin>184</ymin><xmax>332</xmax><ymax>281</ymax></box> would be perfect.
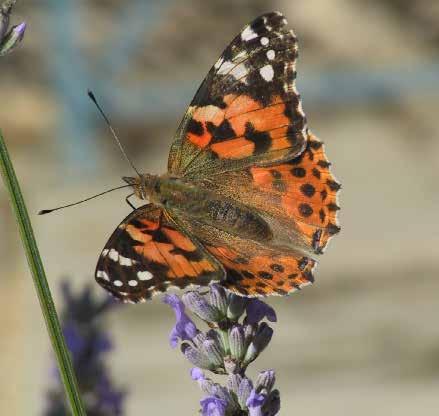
<box><xmin>125</xmin><ymin>193</ymin><xmax>136</xmax><ymax>210</ymax></box>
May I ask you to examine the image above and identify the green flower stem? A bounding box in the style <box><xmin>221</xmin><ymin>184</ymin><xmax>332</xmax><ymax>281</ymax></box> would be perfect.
<box><xmin>0</xmin><ymin>130</ymin><xmax>86</xmax><ymax>416</ymax></box>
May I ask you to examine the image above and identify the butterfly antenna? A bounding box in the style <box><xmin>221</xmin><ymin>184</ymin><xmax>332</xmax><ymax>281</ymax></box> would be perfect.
<box><xmin>38</xmin><ymin>184</ymin><xmax>132</xmax><ymax>215</ymax></box>
<box><xmin>87</xmin><ymin>89</ymin><xmax>141</xmax><ymax>177</ymax></box>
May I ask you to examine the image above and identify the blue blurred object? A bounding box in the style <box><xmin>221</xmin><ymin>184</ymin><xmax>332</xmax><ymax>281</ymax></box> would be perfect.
<box><xmin>45</xmin><ymin>0</ymin><xmax>172</xmax><ymax>174</ymax></box>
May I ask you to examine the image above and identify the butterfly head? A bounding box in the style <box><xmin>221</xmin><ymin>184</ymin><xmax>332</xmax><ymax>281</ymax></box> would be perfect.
<box><xmin>123</xmin><ymin>174</ymin><xmax>158</xmax><ymax>201</ymax></box>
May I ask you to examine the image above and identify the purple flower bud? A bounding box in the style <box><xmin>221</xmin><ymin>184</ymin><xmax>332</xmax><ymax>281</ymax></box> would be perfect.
<box><xmin>246</xmin><ymin>389</ymin><xmax>266</xmax><ymax>416</ymax></box>
<box><xmin>227</xmin><ymin>294</ymin><xmax>248</xmax><ymax>321</ymax></box>
<box><xmin>245</xmin><ymin>299</ymin><xmax>277</xmax><ymax>324</ymax></box>
<box><xmin>192</xmin><ymin>371</ymin><xmax>218</xmax><ymax>396</ymax></box>
<box><xmin>181</xmin><ymin>343</ymin><xmax>212</xmax><ymax>370</ymax></box>
<box><xmin>193</xmin><ymin>332</ymin><xmax>208</xmax><ymax>348</ymax></box>
<box><xmin>191</xmin><ymin>368</ymin><xmax>219</xmax><ymax>396</ymax></box>
<box><xmin>226</xmin><ymin>373</ymin><xmax>242</xmax><ymax>395</ymax></box>
<box><xmin>209</xmin><ymin>284</ymin><xmax>228</xmax><ymax>315</ymax></box>
<box><xmin>255</xmin><ymin>370</ymin><xmax>276</xmax><ymax>393</ymax></box>
<box><xmin>206</xmin><ymin>329</ymin><xmax>226</xmax><ymax>355</ymax></box>
<box><xmin>183</xmin><ymin>291</ymin><xmax>222</xmax><ymax>322</ymax></box>
<box><xmin>0</xmin><ymin>21</ymin><xmax>26</xmax><ymax>56</ymax></box>
<box><xmin>191</xmin><ymin>367</ymin><xmax>205</xmax><ymax>381</ymax></box>
<box><xmin>210</xmin><ymin>384</ymin><xmax>238</xmax><ymax>411</ymax></box>
<box><xmin>244</xmin><ymin>323</ymin><xmax>256</xmax><ymax>348</ymax></box>
<box><xmin>243</xmin><ymin>323</ymin><xmax>273</xmax><ymax>365</ymax></box>
<box><xmin>263</xmin><ymin>389</ymin><xmax>281</xmax><ymax>416</ymax></box>
<box><xmin>237</xmin><ymin>377</ymin><xmax>253</xmax><ymax>409</ymax></box>
<box><xmin>200</xmin><ymin>396</ymin><xmax>228</xmax><ymax>416</ymax></box>
<box><xmin>163</xmin><ymin>294</ymin><xmax>198</xmax><ymax>348</ymax></box>
<box><xmin>229</xmin><ymin>325</ymin><xmax>245</xmax><ymax>361</ymax></box>
<box><xmin>202</xmin><ymin>339</ymin><xmax>224</xmax><ymax>367</ymax></box>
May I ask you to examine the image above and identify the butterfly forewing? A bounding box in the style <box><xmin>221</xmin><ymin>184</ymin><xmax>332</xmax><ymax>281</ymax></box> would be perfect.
<box><xmin>168</xmin><ymin>11</ymin><xmax>308</xmax><ymax>178</ymax></box>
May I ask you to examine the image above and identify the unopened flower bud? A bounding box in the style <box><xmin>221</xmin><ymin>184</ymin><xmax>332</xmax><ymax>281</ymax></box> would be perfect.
<box><xmin>202</xmin><ymin>339</ymin><xmax>224</xmax><ymax>368</ymax></box>
<box><xmin>263</xmin><ymin>389</ymin><xmax>280</xmax><ymax>416</ymax></box>
<box><xmin>183</xmin><ymin>291</ymin><xmax>222</xmax><ymax>322</ymax></box>
<box><xmin>0</xmin><ymin>21</ymin><xmax>26</xmax><ymax>56</ymax></box>
<box><xmin>227</xmin><ymin>294</ymin><xmax>248</xmax><ymax>320</ymax></box>
<box><xmin>181</xmin><ymin>342</ymin><xmax>212</xmax><ymax>370</ymax></box>
<box><xmin>229</xmin><ymin>325</ymin><xmax>245</xmax><ymax>361</ymax></box>
<box><xmin>209</xmin><ymin>284</ymin><xmax>228</xmax><ymax>315</ymax></box>
<box><xmin>255</xmin><ymin>369</ymin><xmax>276</xmax><ymax>393</ymax></box>
<box><xmin>237</xmin><ymin>377</ymin><xmax>253</xmax><ymax>409</ymax></box>
<box><xmin>243</xmin><ymin>323</ymin><xmax>273</xmax><ymax>365</ymax></box>
<box><xmin>226</xmin><ymin>373</ymin><xmax>242</xmax><ymax>395</ymax></box>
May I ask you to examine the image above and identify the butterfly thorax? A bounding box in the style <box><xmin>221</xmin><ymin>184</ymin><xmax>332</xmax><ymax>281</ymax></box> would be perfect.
<box><xmin>124</xmin><ymin>173</ymin><xmax>273</xmax><ymax>242</ymax></box>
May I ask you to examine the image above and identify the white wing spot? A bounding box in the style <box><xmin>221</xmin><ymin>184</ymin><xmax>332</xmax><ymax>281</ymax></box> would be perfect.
<box><xmin>266</xmin><ymin>50</ymin><xmax>275</xmax><ymax>60</ymax></box>
<box><xmin>109</xmin><ymin>249</ymin><xmax>119</xmax><ymax>261</ymax></box>
<box><xmin>230</xmin><ymin>62</ymin><xmax>248</xmax><ymax>78</ymax></box>
<box><xmin>128</xmin><ymin>280</ymin><xmax>138</xmax><ymax>287</ymax></box>
<box><xmin>113</xmin><ymin>280</ymin><xmax>123</xmax><ymax>287</ymax></box>
<box><xmin>217</xmin><ymin>60</ymin><xmax>235</xmax><ymax>75</ymax></box>
<box><xmin>96</xmin><ymin>270</ymin><xmax>109</xmax><ymax>281</ymax></box>
<box><xmin>137</xmin><ymin>271</ymin><xmax>153</xmax><ymax>281</ymax></box>
<box><xmin>259</xmin><ymin>65</ymin><xmax>274</xmax><ymax>82</ymax></box>
<box><xmin>102</xmin><ymin>249</ymin><xmax>109</xmax><ymax>257</ymax></box>
<box><xmin>260</xmin><ymin>37</ymin><xmax>269</xmax><ymax>46</ymax></box>
<box><xmin>241</xmin><ymin>25</ymin><xmax>257</xmax><ymax>41</ymax></box>
<box><xmin>119</xmin><ymin>255</ymin><xmax>133</xmax><ymax>266</ymax></box>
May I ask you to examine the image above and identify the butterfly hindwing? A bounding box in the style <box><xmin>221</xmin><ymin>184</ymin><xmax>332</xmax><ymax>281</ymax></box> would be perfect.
<box><xmin>168</xmin><ymin>11</ymin><xmax>307</xmax><ymax>178</ymax></box>
<box><xmin>193</xmin><ymin>132</ymin><xmax>341</xmax><ymax>257</ymax></box>
<box><xmin>95</xmin><ymin>205</ymin><xmax>225</xmax><ymax>303</ymax></box>
<box><xmin>209</xmin><ymin>245</ymin><xmax>316</xmax><ymax>297</ymax></box>
<box><xmin>173</xmin><ymin>215</ymin><xmax>315</xmax><ymax>297</ymax></box>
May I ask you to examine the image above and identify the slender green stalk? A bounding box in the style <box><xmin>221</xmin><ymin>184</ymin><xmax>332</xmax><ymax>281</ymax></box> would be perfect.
<box><xmin>0</xmin><ymin>130</ymin><xmax>86</xmax><ymax>416</ymax></box>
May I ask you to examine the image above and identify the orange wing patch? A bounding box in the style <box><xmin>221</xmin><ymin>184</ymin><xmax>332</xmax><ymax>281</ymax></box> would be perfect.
<box><xmin>250</xmin><ymin>132</ymin><xmax>341</xmax><ymax>253</ymax></box>
<box><xmin>185</xmin><ymin>93</ymin><xmax>302</xmax><ymax>163</ymax></box>
<box><xmin>95</xmin><ymin>205</ymin><xmax>224</xmax><ymax>303</ymax></box>
<box><xmin>124</xmin><ymin>218</ymin><xmax>216</xmax><ymax>279</ymax></box>
<box><xmin>207</xmin><ymin>245</ymin><xmax>315</xmax><ymax>297</ymax></box>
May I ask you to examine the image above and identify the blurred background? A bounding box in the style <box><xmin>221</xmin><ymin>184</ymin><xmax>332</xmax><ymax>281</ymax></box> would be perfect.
<box><xmin>1</xmin><ymin>0</ymin><xmax>439</xmax><ymax>414</ymax></box>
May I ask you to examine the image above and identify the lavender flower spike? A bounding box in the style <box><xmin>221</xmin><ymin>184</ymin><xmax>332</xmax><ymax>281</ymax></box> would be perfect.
<box><xmin>163</xmin><ymin>294</ymin><xmax>198</xmax><ymax>347</ymax></box>
<box><xmin>0</xmin><ymin>0</ymin><xmax>26</xmax><ymax>56</ymax></box>
<box><xmin>165</xmin><ymin>286</ymin><xmax>281</xmax><ymax>415</ymax></box>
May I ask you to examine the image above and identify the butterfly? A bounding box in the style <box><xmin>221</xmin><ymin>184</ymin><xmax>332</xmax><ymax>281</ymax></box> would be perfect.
<box><xmin>95</xmin><ymin>11</ymin><xmax>341</xmax><ymax>303</ymax></box>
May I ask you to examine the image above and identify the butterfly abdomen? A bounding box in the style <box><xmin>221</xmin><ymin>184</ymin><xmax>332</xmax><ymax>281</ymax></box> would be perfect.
<box><xmin>202</xmin><ymin>199</ymin><xmax>273</xmax><ymax>241</ymax></box>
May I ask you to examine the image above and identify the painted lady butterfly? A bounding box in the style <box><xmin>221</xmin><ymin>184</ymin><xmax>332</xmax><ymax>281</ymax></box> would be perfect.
<box><xmin>95</xmin><ymin>12</ymin><xmax>341</xmax><ymax>303</ymax></box>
